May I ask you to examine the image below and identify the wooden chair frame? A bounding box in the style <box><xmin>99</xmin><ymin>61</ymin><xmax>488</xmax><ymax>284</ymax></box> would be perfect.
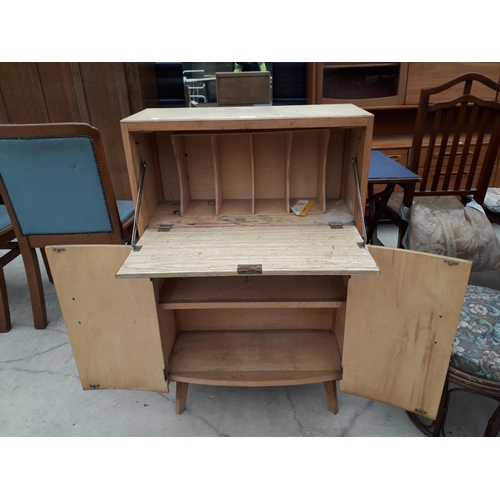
<box><xmin>408</xmin><ymin>366</ymin><xmax>500</xmax><ymax>437</ymax></box>
<box><xmin>0</xmin><ymin>224</ymin><xmax>20</xmax><ymax>332</ymax></box>
<box><xmin>0</xmin><ymin>123</ymin><xmax>133</xmax><ymax>329</ymax></box>
<box><xmin>385</xmin><ymin>73</ymin><xmax>500</xmax><ymax>245</ymax></box>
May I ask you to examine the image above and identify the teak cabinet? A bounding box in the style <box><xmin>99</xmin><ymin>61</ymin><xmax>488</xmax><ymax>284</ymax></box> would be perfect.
<box><xmin>307</xmin><ymin>62</ymin><xmax>500</xmax><ymax>185</ymax></box>
<box><xmin>48</xmin><ymin>105</ymin><xmax>471</xmax><ymax>420</ymax></box>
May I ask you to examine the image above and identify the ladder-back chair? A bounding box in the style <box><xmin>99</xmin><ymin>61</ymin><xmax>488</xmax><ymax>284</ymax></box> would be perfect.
<box><xmin>385</xmin><ymin>73</ymin><xmax>500</xmax><ymax>247</ymax></box>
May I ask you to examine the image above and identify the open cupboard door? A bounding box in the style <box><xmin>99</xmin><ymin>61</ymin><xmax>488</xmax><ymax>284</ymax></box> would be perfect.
<box><xmin>47</xmin><ymin>245</ymin><xmax>168</xmax><ymax>393</ymax></box>
<box><xmin>341</xmin><ymin>245</ymin><xmax>471</xmax><ymax>420</ymax></box>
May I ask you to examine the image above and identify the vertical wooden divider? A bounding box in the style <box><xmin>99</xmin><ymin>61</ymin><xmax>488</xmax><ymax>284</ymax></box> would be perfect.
<box><xmin>318</xmin><ymin>130</ymin><xmax>330</xmax><ymax>213</ymax></box>
<box><xmin>171</xmin><ymin>135</ymin><xmax>190</xmax><ymax>216</ymax></box>
<box><xmin>151</xmin><ymin>132</ymin><xmax>165</xmax><ymax>204</ymax></box>
<box><xmin>249</xmin><ymin>134</ymin><xmax>256</xmax><ymax>214</ymax></box>
<box><xmin>211</xmin><ymin>135</ymin><xmax>222</xmax><ymax>216</ymax></box>
<box><xmin>285</xmin><ymin>132</ymin><xmax>294</xmax><ymax>213</ymax></box>
<box><xmin>340</xmin><ymin>129</ymin><xmax>352</xmax><ymax>209</ymax></box>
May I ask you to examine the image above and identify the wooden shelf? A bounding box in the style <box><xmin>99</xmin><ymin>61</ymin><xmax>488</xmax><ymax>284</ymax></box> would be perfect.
<box><xmin>254</xmin><ymin>198</ymin><xmax>287</xmax><ymax>214</ymax></box>
<box><xmin>219</xmin><ymin>199</ymin><xmax>253</xmax><ymax>216</ymax></box>
<box><xmin>184</xmin><ymin>200</ymin><xmax>216</xmax><ymax>216</ymax></box>
<box><xmin>158</xmin><ymin>275</ymin><xmax>348</xmax><ymax>309</ymax></box>
<box><xmin>168</xmin><ymin>330</ymin><xmax>342</xmax><ymax>386</ymax></box>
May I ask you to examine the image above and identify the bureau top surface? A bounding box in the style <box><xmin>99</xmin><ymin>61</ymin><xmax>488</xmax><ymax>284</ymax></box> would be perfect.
<box><xmin>121</xmin><ymin>104</ymin><xmax>374</xmax><ymax>132</ymax></box>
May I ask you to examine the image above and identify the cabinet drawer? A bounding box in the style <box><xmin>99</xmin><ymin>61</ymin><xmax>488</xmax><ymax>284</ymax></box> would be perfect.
<box><xmin>415</xmin><ymin>144</ymin><xmax>498</xmax><ymax>192</ymax></box>
<box><xmin>420</xmin><ymin>145</ymin><xmax>487</xmax><ymax>168</ymax></box>
<box><xmin>374</xmin><ymin>148</ymin><xmax>408</xmax><ymax>167</ymax></box>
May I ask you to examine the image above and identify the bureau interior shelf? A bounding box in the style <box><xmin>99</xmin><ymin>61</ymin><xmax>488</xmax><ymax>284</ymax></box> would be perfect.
<box><xmin>168</xmin><ymin>330</ymin><xmax>342</xmax><ymax>386</ymax></box>
<box><xmin>158</xmin><ymin>275</ymin><xmax>348</xmax><ymax>309</ymax></box>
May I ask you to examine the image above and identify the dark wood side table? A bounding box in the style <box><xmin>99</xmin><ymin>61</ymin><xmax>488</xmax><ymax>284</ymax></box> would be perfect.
<box><xmin>367</xmin><ymin>150</ymin><xmax>421</xmax><ymax>248</ymax></box>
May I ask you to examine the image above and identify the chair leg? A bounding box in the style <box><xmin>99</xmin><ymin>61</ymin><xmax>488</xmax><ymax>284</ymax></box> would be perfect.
<box><xmin>431</xmin><ymin>379</ymin><xmax>451</xmax><ymax>436</ymax></box>
<box><xmin>484</xmin><ymin>403</ymin><xmax>500</xmax><ymax>437</ymax></box>
<box><xmin>40</xmin><ymin>248</ymin><xmax>53</xmax><ymax>283</ymax></box>
<box><xmin>0</xmin><ymin>269</ymin><xmax>11</xmax><ymax>333</ymax></box>
<box><xmin>20</xmin><ymin>243</ymin><xmax>47</xmax><ymax>329</ymax></box>
<box><xmin>175</xmin><ymin>382</ymin><xmax>189</xmax><ymax>414</ymax></box>
<box><xmin>407</xmin><ymin>379</ymin><xmax>450</xmax><ymax>436</ymax></box>
<box><xmin>323</xmin><ymin>380</ymin><xmax>339</xmax><ymax>414</ymax></box>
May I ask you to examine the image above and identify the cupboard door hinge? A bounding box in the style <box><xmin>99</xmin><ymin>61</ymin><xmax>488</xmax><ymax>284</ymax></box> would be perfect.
<box><xmin>414</xmin><ymin>408</ymin><xmax>428</xmax><ymax>416</ymax></box>
<box><xmin>163</xmin><ymin>368</ymin><xmax>168</xmax><ymax>381</ymax></box>
<box><xmin>158</xmin><ymin>224</ymin><xmax>173</xmax><ymax>232</ymax></box>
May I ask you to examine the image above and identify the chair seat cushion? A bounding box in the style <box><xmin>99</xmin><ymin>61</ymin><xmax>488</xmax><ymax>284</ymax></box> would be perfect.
<box><xmin>451</xmin><ymin>285</ymin><xmax>500</xmax><ymax>382</ymax></box>
<box><xmin>386</xmin><ymin>192</ymin><xmax>404</xmax><ymax>215</ymax></box>
<box><xmin>484</xmin><ymin>188</ymin><xmax>500</xmax><ymax>214</ymax></box>
<box><xmin>117</xmin><ymin>200</ymin><xmax>134</xmax><ymax>225</ymax></box>
<box><xmin>409</xmin><ymin>196</ymin><xmax>500</xmax><ymax>272</ymax></box>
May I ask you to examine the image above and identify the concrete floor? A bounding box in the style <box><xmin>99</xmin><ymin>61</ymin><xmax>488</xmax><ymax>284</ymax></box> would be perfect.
<box><xmin>1</xmin><ymin>225</ymin><xmax>499</xmax><ymax>437</ymax></box>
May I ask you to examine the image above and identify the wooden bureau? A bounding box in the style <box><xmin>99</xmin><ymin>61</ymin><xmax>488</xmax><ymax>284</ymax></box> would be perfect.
<box><xmin>47</xmin><ymin>104</ymin><xmax>471</xmax><ymax>420</ymax></box>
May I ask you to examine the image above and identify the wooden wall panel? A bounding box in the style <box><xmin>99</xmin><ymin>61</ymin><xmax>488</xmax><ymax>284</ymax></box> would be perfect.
<box><xmin>78</xmin><ymin>63</ymin><xmax>133</xmax><ymax>199</ymax></box>
<box><xmin>405</xmin><ymin>62</ymin><xmax>500</xmax><ymax>104</ymax></box>
<box><xmin>0</xmin><ymin>88</ymin><xmax>8</xmax><ymax>123</ymax></box>
<box><xmin>0</xmin><ymin>62</ymin><xmax>158</xmax><ymax>199</ymax></box>
<box><xmin>0</xmin><ymin>62</ymin><xmax>48</xmax><ymax>123</ymax></box>
<box><xmin>37</xmin><ymin>62</ymin><xmax>82</xmax><ymax>122</ymax></box>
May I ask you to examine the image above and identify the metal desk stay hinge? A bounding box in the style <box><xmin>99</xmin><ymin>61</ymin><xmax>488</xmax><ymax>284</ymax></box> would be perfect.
<box><xmin>131</xmin><ymin>159</ymin><xmax>147</xmax><ymax>252</ymax></box>
<box><xmin>352</xmin><ymin>154</ymin><xmax>367</xmax><ymax>248</ymax></box>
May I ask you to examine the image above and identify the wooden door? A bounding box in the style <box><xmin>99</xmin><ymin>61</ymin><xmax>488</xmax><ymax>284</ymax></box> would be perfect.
<box><xmin>47</xmin><ymin>245</ymin><xmax>168</xmax><ymax>392</ymax></box>
<box><xmin>341</xmin><ymin>245</ymin><xmax>471</xmax><ymax>420</ymax></box>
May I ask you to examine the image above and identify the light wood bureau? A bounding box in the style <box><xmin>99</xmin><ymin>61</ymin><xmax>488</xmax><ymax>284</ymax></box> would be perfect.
<box><xmin>47</xmin><ymin>104</ymin><xmax>471</xmax><ymax>420</ymax></box>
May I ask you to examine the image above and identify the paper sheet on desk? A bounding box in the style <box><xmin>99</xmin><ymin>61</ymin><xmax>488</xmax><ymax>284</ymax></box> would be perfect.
<box><xmin>291</xmin><ymin>199</ymin><xmax>315</xmax><ymax>216</ymax></box>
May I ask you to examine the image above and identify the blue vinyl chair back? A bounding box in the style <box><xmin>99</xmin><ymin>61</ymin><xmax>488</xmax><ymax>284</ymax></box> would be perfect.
<box><xmin>0</xmin><ymin>135</ymin><xmax>115</xmax><ymax>236</ymax></box>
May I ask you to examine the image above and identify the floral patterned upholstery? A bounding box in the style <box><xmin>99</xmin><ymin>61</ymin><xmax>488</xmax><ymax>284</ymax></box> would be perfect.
<box><xmin>452</xmin><ymin>285</ymin><xmax>500</xmax><ymax>382</ymax></box>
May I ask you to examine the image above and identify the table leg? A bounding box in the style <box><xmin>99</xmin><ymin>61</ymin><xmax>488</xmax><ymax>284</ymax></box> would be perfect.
<box><xmin>366</xmin><ymin>183</ymin><xmax>396</xmax><ymax>245</ymax></box>
<box><xmin>176</xmin><ymin>382</ymin><xmax>189</xmax><ymax>414</ymax></box>
<box><xmin>323</xmin><ymin>380</ymin><xmax>338</xmax><ymax>414</ymax></box>
<box><xmin>397</xmin><ymin>182</ymin><xmax>416</xmax><ymax>249</ymax></box>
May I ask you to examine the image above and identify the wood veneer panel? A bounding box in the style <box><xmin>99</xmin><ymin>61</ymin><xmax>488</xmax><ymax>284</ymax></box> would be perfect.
<box><xmin>117</xmin><ymin>224</ymin><xmax>378</xmax><ymax>278</ymax></box>
<box><xmin>79</xmin><ymin>62</ymin><xmax>131</xmax><ymax>199</ymax></box>
<box><xmin>0</xmin><ymin>62</ymin><xmax>48</xmax><ymax>123</ymax></box>
<box><xmin>121</xmin><ymin>104</ymin><xmax>374</xmax><ymax>132</ymax></box>
<box><xmin>341</xmin><ymin>246</ymin><xmax>471</xmax><ymax>420</ymax></box>
<box><xmin>158</xmin><ymin>275</ymin><xmax>347</xmax><ymax>309</ymax></box>
<box><xmin>37</xmin><ymin>63</ymin><xmax>82</xmax><ymax>122</ymax></box>
<box><xmin>176</xmin><ymin>308</ymin><xmax>334</xmax><ymax>331</ymax></box>
<box><xmin>406</xmin><ymin>63</ymin><xmax>500</xmax><ymax>105</ymax></box>
<box><xmin>47</xmin><ymin>245</ymin><xmax>167</xmax><ymax>392</ymax></box>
